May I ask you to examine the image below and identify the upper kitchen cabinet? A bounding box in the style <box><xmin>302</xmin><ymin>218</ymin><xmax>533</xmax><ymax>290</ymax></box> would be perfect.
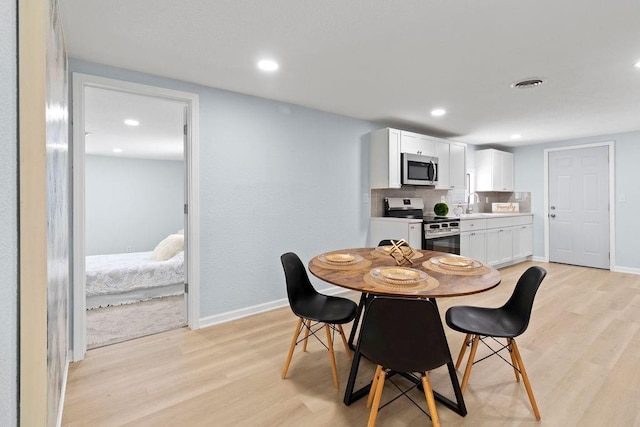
<box><xmin>435</xmin><ymin>140</ymin><xmax>466</xmax><ymax>190</ymax></box>
<box><xmin>370</xmin><ymin>128</ymin><xmax>402</xmax><ymax>189</ymax></box>
<box><xmin>476</xmin><ymin>148</ymin><xmax>514</xmax><ymax>192</ymax></box>
<box><xmin>400</xmin><ymin>131</ymin><xmax>436</xmax><ymax>156</ymax></box>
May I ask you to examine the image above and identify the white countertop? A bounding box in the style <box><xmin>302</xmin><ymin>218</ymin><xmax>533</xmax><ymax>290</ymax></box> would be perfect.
<box><xmin>455</xmin><ymin>212</ymin><xmax>532</xmax><ymax>219</ymax></box>
<box><xmin>371</xmin><ymin>213</ymin><xmax>532</xmax><ymax>222</ymax></box>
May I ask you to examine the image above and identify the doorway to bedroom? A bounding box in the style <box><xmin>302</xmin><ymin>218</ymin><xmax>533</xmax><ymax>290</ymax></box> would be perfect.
<box><xmin>72</xmin><ymin>74</ymin><xmax>200</xmax><ymax>359</ymax></box>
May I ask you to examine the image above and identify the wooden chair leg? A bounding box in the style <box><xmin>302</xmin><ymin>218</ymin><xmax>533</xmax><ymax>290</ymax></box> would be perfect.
<box><xmin>421</xmin><ymin>372</ymin><xmax>440</xmax><ymax>427</ymax></box>
<box><xmin>507</xmin><ymin>338</ymin><xmax>521</xmax><ymax>382</ymax></box>
<box><xmin>282</xmin><ymin>318</ymin><xmax>303</xmax><ymax>379</ymax></box>
<box><xmin>337</xmin><ymin>324</ymin><xmax>352</xmax><ymax>357</ymax></box>
<box><xmin>367</xmin><ymin>370</ymin><xmax>386</xmax><ymax>427</ymax></box>
<box><xmin>455</xmin><ymin>333</ymin><xmax>471</xmax><ymax>369</ymax></box>
<box><xmin>510</xmin><ymin>339</ymin><xmax>541</xmax><ymax>420</ymax></box>
<box><xmin>325</xmin><ymin>324</ymin><xmax>340</xmax><ymax>389</ymax></box>
<box><xmin>367</xmin><ymin>365</ymin><xmax>383</xmax><ymax>408</ymax></box>
<box><xmin>460</xmin><ymin>334</ymin><xmax>480</xmax><ymax>393</ymax></box>
<box><xmin>302</xmin><ymin>319</ymin><xmax>311</xmax><ymax>351</ymax></box>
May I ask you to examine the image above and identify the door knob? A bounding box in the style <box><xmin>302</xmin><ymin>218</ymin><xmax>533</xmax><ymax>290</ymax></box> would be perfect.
<box><xmin>550</xmin><ymin>214</ymin><xmax>556</xmax><ymax>218</ymax></box>
<box><xmin>550</xmin><ymin>206</ymin><xmax>556</xmax><ymax>210</ymax></box>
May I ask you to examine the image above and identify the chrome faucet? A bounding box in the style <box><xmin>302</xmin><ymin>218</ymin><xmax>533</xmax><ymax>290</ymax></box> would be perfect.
<box><xmin>466</xmin><ymin>192</ymin><xmax>480</xmax><ymax>214</ymax></box>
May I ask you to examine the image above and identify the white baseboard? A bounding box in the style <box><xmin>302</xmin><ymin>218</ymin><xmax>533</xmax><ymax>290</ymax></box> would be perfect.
<box><xmin>198</xmin><ymin>286</ymin><xmax>353</xmax><ymax>329</ymax></box>
<box><xmin>531</xmin><ymin>256</ymin><xmax>547</xmax><ymax>262</ymax></box>
<box><xmin>612</xmin><ymin>266</ymin><xmax>640</xmax><ymax>275</ymax></box>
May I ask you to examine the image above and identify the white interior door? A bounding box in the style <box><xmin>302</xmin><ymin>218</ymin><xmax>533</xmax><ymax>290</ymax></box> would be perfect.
<box><xmin>548</xmin><ymin>146</ymin><xmax>610</xmax><ymax>268</ymax></box>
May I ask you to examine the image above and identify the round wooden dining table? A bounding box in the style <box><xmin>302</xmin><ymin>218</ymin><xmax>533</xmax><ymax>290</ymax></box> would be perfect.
<box><xmin>308</xmin><ymin>247</ymin><xmax>502</xmax><ymax>416</ymax></box>
<box><xmin>309</xmin><ymin>247</ymin><xmax>501</xmax><ymax>298</ymax></box>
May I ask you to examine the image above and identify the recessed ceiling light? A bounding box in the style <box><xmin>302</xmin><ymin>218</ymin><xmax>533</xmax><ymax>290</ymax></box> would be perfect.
<box><xmin>257</xmin><ymin>59</ymin><xmax>279</xmax><ymax>72</ymax></box>
<box><xmin>112</xmin><ymin>148</ymin><xmax>123</xmax><ymax>153</ymax></box>
<box><xmin>511</xmin><ymin>134</ymin><xmax>522</xmax><ymax>139</ymax></box>
<box><xmin>431</xmin><ymin>108</ymin><xmax>446</xmax><ymax>117</ymax></box>
<box><xmin>124</xmin><ymin>119</ymin><xmax>139</xmax><ymax>126</ymax></box>
<box><xmin>634</xmin><ymin>60</ymin><xmax>640</xmax><ymax>69</ymax></box>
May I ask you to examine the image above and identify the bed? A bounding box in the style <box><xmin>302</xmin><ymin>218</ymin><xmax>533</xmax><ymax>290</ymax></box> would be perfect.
<box><xmin>85</xmin><ymin>250</ymin><xmax>184</xmax><ymax>309</ymax></box>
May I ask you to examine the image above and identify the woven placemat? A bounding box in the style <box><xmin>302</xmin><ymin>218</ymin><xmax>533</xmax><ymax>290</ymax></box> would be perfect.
<box><xmin>363</xmin><ymin>272</ymin><xmax>439</xmax><ymax>292</ymax></box>
<box><xmin>422</xmin><ymin>260</ymin><xmax>490</xmax><ymax>276</ymax></box>
<box><xmin>311</xmin><ymin>257</ymin><xmax>372</xmax><ymax>271</ymax></box>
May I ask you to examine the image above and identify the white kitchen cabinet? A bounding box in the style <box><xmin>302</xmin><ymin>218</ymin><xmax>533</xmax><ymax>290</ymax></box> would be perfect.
<box><xmin>476</xmin><ymin>149</ymin><xmax>514</xmax><ymax>192</ymax></box>
<box><xmin>369</xmin><ymin>128</ymin><xmax>401</xmax><ymax>189</ymax></box>
<box><xmin>486</xmin><ymin>227</ymin><xmax>513</xmax><ymax>266</ymax></box>
<box><xmin>461</xmin><ymin>215</ymin><xmax>532</xmax><ymax>267</ymax></box>
<box><xmin>435</xmin><ymin>140</ymin><xmax>466</xmax><ymax>190</ymax></box>
<box><xmin>369</xmin><ymin>217</ymin><xmax>423</xmax><ymax>249</ymax></box>
<box><xmin>400</xmin><ymin>131</ymin><xmax>436</xmax><ymax>156</ymax></box>
<box><xmin>512</xmin><ymin>218</ymin><xmax>534</xmax><ymax>259</ymax></box>
<box><xmin>460</xmin><ymin>229</ymin><xmax>486</xmax><ymax>264</ymax></box>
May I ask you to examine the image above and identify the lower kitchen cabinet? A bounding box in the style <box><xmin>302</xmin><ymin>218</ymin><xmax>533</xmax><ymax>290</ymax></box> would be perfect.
<box><xmin>460</xmin><ymin>215</ymin><xmax>533</xmax><ymax>268</ymax></box>
<box><xmin>460</xmin><ymin>229</ymin><xmax>486</xmax><ymax>264</ymax></box>
<box><xmin>486</xmin><ymin>227</ymin><xmax>513</xmax><ymax>266</ymax></box>
<box><xmin>512</xmin><ymin>223</ymin><xmax>533</xmax><ymax>259</ymax></box>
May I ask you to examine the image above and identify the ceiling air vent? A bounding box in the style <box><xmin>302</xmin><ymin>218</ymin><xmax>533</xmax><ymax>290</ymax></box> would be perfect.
<box><xmin>511</xmin><ymin>78</ymin><xmax>545</xmax><ymax>89</ymax></box>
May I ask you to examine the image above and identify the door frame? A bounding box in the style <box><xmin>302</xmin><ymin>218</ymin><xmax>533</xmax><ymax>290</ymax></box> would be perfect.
<box><xmin>543</xmin><ymin>141</ymin><xmax>615</xmax><ymax>268</ymax></box>
<box><xmin>71</xmin><ymin>73</ymin><xmax>200</xmax><ymax>361</ymax></box>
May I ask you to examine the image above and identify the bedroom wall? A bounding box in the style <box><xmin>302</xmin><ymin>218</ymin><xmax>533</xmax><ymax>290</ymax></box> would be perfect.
<box><xmin>0</xmin><ymin>0</ymin><xmax>18</xmax><ymax>424</ymax></box>
<box><xmin>85</xmin><ymin>155</ymin><xmax>184</xmax><ymax>255</ymax></box>
<box><xmin>69</xmin><ymin>59</ymin><xmax>378</xmax><ymax>318</ymax></box>
<box><xmin>512</xmin><ymin>131</ymin><xmax>640</xmax><ymax>270</ymax></box>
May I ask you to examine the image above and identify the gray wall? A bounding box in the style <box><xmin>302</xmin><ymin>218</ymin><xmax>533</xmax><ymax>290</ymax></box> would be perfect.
<box><xmin>0</xmin><ymin>1</ymin><xmax>17</xmax><ymax>425</ymax></box>
<box><xmin>70</xmin><ymin>59</ymin><xmax>378</xmax><ymax>317</ymax></box>
<box><xmin>513</xmin><ymin>131</ymin><xmax>640</xmax><ymax>270</ymax></box>
<box><xmin>85</xmin><ymin>155</ymin><xmax>184</xmax><ymax>255</ymax></box>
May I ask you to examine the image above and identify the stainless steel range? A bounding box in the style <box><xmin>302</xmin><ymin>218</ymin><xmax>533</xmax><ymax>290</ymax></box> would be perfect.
<box><xmin>423</xmin><ymin>215</ymin><xmax>461</xmax><ymax>255</ymax></box>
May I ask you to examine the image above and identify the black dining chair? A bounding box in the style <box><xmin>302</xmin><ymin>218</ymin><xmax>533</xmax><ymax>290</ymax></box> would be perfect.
<box><xmin>445</xmin><ymin>266</ymin><xmax>547</xmax><ymax>420</ymax></box>
<box><xmin>346</xmin><ymin>239</ymin><xmax>402</xmax><ymax>348</ymax></box>
<box><xmin>357</xmin><ymin>297</ymin><xmax>454</xmax><ymax>427</ymax></box>
<box><xmin>280</xmin><ymin>252</ymin><xmax>358</xmax><ymax>389</ymax></box>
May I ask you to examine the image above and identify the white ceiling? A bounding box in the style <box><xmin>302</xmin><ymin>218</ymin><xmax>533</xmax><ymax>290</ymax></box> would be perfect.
<box><xmin>61</xmin><ymin>0</ymin><xmax>640</xmax><ymax>147</ymax></box>
<box><xmin>84</xmin><ymin>87</ymin><xmax>184</xmax><ymax>160</ymax></box>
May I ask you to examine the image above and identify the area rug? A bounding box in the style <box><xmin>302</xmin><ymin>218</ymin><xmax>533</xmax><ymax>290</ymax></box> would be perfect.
<box><xmin>86</xmin><ymin>295</ymin><xmax>185</xmax><ymax>349</ymax></box>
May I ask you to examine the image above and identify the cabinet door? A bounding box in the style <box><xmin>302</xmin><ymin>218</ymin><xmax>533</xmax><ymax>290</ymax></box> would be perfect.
<box><xmin>370</xmin><ymin>128</ymin><xmax>401</xmax><ymax>189</ymax></box>
<box><xmin>435</xmin><ymin>141</ymin><xmax>450</xmax><ymax>189</ymax></box>
<box><xmin>501</xmin><ymin>151</ymin><xmax>514</xmax><ymax>191</ymax></box>
<box><xmin>408</xmin><ymin>223</ymin><xmax>423</xmax><ymax>249</ymax></box>
<box><xmin>470</xmin><ymin>230</ymin><xmax>486</xmax><ymax>264</ymax></box>
<box><xmin>476</xmin><ymin>149</ymin><xmax>514</xmax><ymax>192</ymax></box>
<box><xmin>485</xmin><ymin>228</ymin><xmax>500</xmax><ymax>266</ymax></box>
<box><xmin>513</xmin><ymin>224</ymin><xmax>533</xmax><ymax>258</ymax></box>
<box><xmin>522</xmin><ymin>224</ymin><xmax>533</xmax><ymax>256</ymax></box>
<box><xmin>497</xmin><ymin>228</ymin><xmax>513</xmax><ymax>264</ymax></box>
<box><xmin>400</xmin><ymin>131</ymin><xmax>435</xmax><ymax>156</ymax></box>
<box><xmin>449</xmin><ymin>142</ymin><xmax>466</xmax><ymax>189</ymax></box>
<box><xmin>388</xmin><ymin>129</ymin><xmax>401</xmax><ymax>188</ymax></box>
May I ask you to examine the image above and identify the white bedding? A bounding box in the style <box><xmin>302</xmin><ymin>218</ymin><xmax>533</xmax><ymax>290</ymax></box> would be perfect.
<box><xmin>85</xmin><ymin>251</ymin><xmax>184</xmax><ymax>308</ymax></box>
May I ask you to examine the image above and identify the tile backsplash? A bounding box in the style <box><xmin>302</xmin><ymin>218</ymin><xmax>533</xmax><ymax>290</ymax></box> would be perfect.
<box><xmin>371</xmin><ymin>188</ymin><xmax>531</xmax><ymax>216</ymax></box>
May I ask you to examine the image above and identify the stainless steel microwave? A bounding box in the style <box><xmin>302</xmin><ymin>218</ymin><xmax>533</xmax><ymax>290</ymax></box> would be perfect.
<box><xmin>401</xmin><ymin>153</ymin><xmax>438</xmax><ymax>186</ymax></box>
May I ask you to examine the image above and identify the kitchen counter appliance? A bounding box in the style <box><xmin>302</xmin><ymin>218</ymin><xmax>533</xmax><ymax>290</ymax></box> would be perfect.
<box><xmin>423</xmin><ymin>215</ymin><xmax>461</xmax><ymax>255</ymax></box>
<box><xmin>401</xmin><ymin>153</ymin><xmax>438</xmax><ymax>186</ymax></box>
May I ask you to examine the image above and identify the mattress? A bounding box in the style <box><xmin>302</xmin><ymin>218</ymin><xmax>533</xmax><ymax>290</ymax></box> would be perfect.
<box><xmin>85</xmin><ymin>251</ymin><xmax>184</xmax><ymax>301</ymax></box>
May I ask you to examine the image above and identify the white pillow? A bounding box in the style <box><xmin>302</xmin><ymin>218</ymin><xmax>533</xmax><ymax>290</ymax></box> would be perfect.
<box><xmin>150</xmin><ymin>234</ymin><xmax>184</xmax><ymax>261</ymax></box>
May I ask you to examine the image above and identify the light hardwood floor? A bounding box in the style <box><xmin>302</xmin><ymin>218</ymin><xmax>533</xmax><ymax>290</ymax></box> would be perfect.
<box><xmin>62</xmin><ymin>261</ymin><xmax>640</xmax><ymax>426</ymax></box>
